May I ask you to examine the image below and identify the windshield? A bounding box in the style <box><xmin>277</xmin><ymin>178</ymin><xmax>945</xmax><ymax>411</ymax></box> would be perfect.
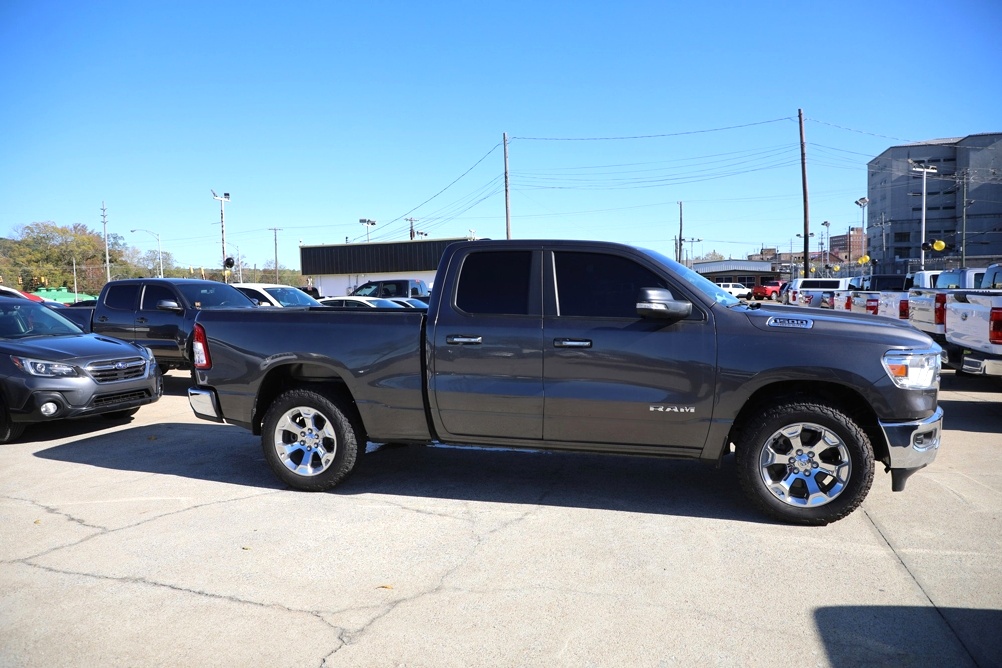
<box><xmin>176</xmin><ymin>283</ymin><xmax>256</xmax><ymax>309</ymax></box>
<box><xmin>636</xmin><ymin>248</ymin><xmax>739</xmax><ymax>306</ymax></box>
<box><xmin>0</xmin><ymin>301</ymin><xmax>84</xmax><ymax>339</ymax></box>
<box><xmin>264</xmin><ymin>287</ymin><xmax>322</xmax><ymax>307</ymax></box>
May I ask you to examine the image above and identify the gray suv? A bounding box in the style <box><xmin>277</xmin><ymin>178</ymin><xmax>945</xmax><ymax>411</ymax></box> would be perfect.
<box><xmin>0</xmin><ymin>298</ymin><xmax>162</xmax><ymax>442</ymax></box>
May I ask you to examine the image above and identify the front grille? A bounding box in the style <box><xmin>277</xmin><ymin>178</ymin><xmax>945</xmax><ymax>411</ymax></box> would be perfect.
<box><xmin>86</xmin><ymin>358</ymin><xmax>148</xmax><ymax>383</ymax></box>
<box><xmin>93</xmin><ymin>390</ymin><xmax>151</xmax><ymax>407</ymax></box>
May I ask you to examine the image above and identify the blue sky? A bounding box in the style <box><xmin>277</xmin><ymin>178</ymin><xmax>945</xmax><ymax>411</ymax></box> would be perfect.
<box><xmin>2</xmin><ymin>1</ymin><xmax>1000</xmax><ymax>274</ymax></box>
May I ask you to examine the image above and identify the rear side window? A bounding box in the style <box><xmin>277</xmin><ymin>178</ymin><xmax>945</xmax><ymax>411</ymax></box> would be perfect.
<box><xmin>456</xmin><ymin>251</ymin><xmax>532</xmax><ymax>315</ymax></box>
<box><xmin>555</xmin><ymin>251</ymin><xmax>668</xmax><ymax>318</ymax></box>
<box><xmin>104</xmin><ymin>284</ymin><xmax>140</xmax><ymax>310</ymax></box>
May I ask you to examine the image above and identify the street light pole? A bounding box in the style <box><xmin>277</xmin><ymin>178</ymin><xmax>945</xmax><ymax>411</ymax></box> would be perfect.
<box><xmin>212</xmin><ymin>190</ymin><xmax>230</xmax><ymax>277</ymax></box>
<box><xmin>359</xmin><ymin>218</ymin><xmax>376</xmax><ymax>242</ymax></box>
<box><xmin>854</xmin><ymin>197</ymin><xmax>869</xmax><ymax>273</ymax></box>
<box><xmin>821</xmin><ymin>221</ymin><xmax>830</xmax><ymax>269</ymax></box>
<box><xmin>131</xmin><ymin>228</ymin><xmax>163</xmax><ymax>278</ymax></box>
<box><xmin>910</xmin><ymin>164</ymin><xmax>937</xmax><ymax>270</ymax></box>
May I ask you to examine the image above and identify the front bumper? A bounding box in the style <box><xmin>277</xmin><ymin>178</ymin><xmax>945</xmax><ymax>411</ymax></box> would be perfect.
<box><xmin>9</xmin><ymin>365</ymin><xmax>163</xmax><ymax>423</ymax></box>
<box><xmin>879</xmin><ymin>406</ymin><xmax>943</xmax><ymax>490</ymax></box>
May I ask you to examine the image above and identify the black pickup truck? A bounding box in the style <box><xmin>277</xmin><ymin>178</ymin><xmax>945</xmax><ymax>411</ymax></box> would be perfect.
<box><xmin>188</xmin><ymin>240</ymin><xmax>944</xmax><ymax>525</ymax></box>
<box><xmin>61</xmin><ymin>278</ymin><xmax>256</xmax><ymax>373</ymax></box>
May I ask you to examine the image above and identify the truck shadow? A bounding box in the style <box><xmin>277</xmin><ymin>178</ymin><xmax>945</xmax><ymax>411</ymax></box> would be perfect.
<box><xmin>34</xmin><ymin>426</ymin><xmax>768</xmax><ymax>523</ymax></box>
<box><xmin>814</xmin><ymin>605</ymin><xmax>1001</xmax><ymax>667</ymax></box>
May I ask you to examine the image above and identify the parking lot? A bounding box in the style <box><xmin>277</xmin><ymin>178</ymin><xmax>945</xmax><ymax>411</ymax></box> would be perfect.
<box><xmin>1</xmin><ymin>370</ymin><xmax>1000</xmax><ymax>667</ymax></box>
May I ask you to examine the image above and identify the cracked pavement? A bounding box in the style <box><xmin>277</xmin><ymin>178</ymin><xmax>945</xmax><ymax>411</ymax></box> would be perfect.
<box><xmin>1</xmin><ymin>370</ymin><xmax>1000</xmax><ymax>667</ymax></box>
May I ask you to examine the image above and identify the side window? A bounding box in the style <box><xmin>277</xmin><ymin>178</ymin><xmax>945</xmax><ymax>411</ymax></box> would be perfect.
<box><xmin>140</xmin><ymin>285</ymin><xmax>176</xmax><ymax>311</ymax></box>
<box><xmin>103</xmin><ymin>284</ymin><xmax>140</xmax><ymax>311</ymax></box>
<box><xmin>456</xmin><ymin>251</ymin><xmax>531</xmax><ymax>315</ymax></box>
<box><xmin>555</xmin><ymin>252</ymin><xmax>668</xmax><ymax>318</ymax></box>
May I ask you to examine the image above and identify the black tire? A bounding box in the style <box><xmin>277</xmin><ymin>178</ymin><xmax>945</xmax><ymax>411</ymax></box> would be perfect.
<box><xmin>101</xmin><ymin>408</ymin><xmax>140</xmax><ymax>420</ymax></box>
<box><xmin>0</xmin><ymin>404</ymin><xmax>26</xmax><ymax>444</ymax></box>
<box><xmin>158</xmin><ymin>363</ymin><xmax>171</xmax><ymax>376</ymax></box>
<box><xmin>260</xmin><ymin>389</ymin><xmax>363</xmax><ymax>492</ymax></box>
<box><xmin>735</xmin><ymin>401</ymin><xmax>874</xmax><ymax>525</ymax></box>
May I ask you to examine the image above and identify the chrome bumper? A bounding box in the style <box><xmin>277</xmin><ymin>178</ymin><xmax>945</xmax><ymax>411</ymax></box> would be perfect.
<box><xmin>188</xmin><ymin>387</ymin><xmax>224</xmax><ymax>423</ymax></box>
<box><xmin>961</xmin><ymin>352</ymin><xmax>1002</xmax><ymax>377</ymax></box>
<box><xmin>879</xmin><ymin>406</ymin><xmax>943</xmax><ymax>473</ymax></box>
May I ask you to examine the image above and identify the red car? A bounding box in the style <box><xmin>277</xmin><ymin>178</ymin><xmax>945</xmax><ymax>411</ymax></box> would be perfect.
<box><xmin>752</xmin><ymin>280</ymin><xmax>784</xmax><ymax>301</ymax></box>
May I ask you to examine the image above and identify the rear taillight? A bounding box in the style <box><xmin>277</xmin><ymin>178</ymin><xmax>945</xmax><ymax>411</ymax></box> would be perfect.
<box><xmin>192</xmin><ymin>323</ymin><xmax>211</xmax><ymax>370</ymax></box>
<box><xmin>866</xmin><ymin>298</ymin><xmax>879</xmax><ymax>315</ymax></box>
<box><xmin>934</xmin><ymin>293</ymin><xmax>946</xmax><ymax>326</ymax></box>
<box><xmin>991</xmin><ymin>308</ymin><xmax>1002</xmax><ymax>345</ymax></box>
<box><xmin>898</xmin><ymin>299</ymin><xmax>909</xmax><ymax>320</ymax></box>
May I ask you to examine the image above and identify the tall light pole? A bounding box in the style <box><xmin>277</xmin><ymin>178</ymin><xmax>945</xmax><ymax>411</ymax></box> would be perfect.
<box><xmin>131</xmin><ymin>228</ymin><xmax>163</xmax><ymax>278</ymax></box>
<box><xmin>681</xmin><ymin>237</ymin><xmax>702</xmax><ymax>268</ymax></box>
<box><xmin>212</xmin><ymin>190</ymin><xmax>230</xmax><ymax>273</ymax></box>
<box><xmin>821</xmin><ymin>221</ymin><xmax>830</xmax><ymax>268</ymax></box>
<box><xmin>269</xmin><ymin>228</ymin><xmax>282</xmax><ymax>283</ymax></box>
<box><xmin>854</xmin><ymin>197</ymin><xmax>869</xmax><ymax>271</ymax></box>
<box><xmin>359</xmin><ymin>218</ymin><xmax>376</xmax><ymax>242</ymax></box>
<box><xmin>909</xmin><ymin>163</ymin><xmax>937</xmax><ymax>270</ymax></box>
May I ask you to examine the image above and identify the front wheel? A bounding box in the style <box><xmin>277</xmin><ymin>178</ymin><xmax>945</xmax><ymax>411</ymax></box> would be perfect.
<box><xmin>260</xmin><ymin>389</ymin><xmax>363</xmax><ymax>491</ymax></box>
<box><xmin>735</xmin><ymin>401</ymin><xmax>874</xmax><ymax>525</ymax></box>
<box><xmin>0</xmin><ymin>403</ymin><xmax>26</xmax><ymax>444</ymax></box>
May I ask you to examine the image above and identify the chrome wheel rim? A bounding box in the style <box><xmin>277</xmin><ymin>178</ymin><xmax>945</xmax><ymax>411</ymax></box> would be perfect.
<box><xmin>272</xmin><ymin>406</ymin><xmax>338</xmax><ymax>477</ymax></box>
<box><xmin>758</xmin><ymin>422</ymin><xmax>851</xmax><ymax>507</ymax></box>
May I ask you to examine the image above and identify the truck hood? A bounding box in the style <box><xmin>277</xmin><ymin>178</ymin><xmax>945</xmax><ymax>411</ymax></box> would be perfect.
<box><xmin>739</xmin><ymin>303</ymin><xmax>937</xmax><ymax>349</ymax></box>
<box><xmin>0</xmin><ymin>333</ymin><xmax>148</xmax><ymax>361</ymax></box>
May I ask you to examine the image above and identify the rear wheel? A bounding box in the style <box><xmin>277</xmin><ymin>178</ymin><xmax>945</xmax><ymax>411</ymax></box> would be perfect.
<box><xmin>261</xmin><ymin>389</ymin><xmax>363</xmax><ymax>491</ymax></box>
<box><xmin>736</xmin><ymin>401</ymin><xmax>874</xmax><ymax>525</ymax></box>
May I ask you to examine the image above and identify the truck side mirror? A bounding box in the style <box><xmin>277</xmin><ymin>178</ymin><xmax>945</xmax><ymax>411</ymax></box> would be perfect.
<box><xmin>636</xmin><ymin>287</ymin><xmax>691</xmax><ymax>321</ymax></box>
<box><xmin>156</xmin><ymin>299</ymin><xmax>183</xmax><ymax>313</ymax></box>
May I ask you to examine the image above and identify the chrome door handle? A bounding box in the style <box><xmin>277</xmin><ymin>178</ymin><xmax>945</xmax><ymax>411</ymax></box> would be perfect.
<box><xmin>446</xmin><ymin>335</ymin><xmax>483</xmax><ymax>345</ymax></box>
<box><xmin>554</xmin><ymin>338</ymin><xmax>592</xmax><ymax>348</ymax></box>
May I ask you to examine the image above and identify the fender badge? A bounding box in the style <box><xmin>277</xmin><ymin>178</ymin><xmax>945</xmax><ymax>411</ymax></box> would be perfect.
<box><xmin>766</xmin><ymin>316</ymin><xmax>813</xmax><ymax>329</ymax></box>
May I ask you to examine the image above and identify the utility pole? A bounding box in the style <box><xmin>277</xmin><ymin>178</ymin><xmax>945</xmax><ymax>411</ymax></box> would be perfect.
<box><xmin>101</xmin><ymin>201</ymin><xmax>110</xmax><ymax>282</ymax></box>
<box><xmin>212</xmin><ymin>190</ymin><xmax>230</xmax><ymax>273</ymax></box>
<box><xmin>677</xmin><ymin>201</ymin><xmax>683</xmax><ymax>263</ymax></box>
<box><xmin>270</xmin><ymin>227</ymin><xmax>282</xmax><ymax>283</ymax></box>
<box><xmin>503</xmin><ymin>132</ymin><xmax>511</xmax><ymax>239</ymax></box>
<box><xmin>798</xmin><ymin>109</ymin><xmax>811</xmax><ymax>278</ymax></box>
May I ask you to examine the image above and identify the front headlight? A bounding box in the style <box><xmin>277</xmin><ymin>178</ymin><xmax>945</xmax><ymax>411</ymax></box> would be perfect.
<box><xmin>882</xmin><ymin>349</ymin><xmax>941</xmax><ymax>390</ymax></box>
<box><xmin>11</xmin><ymin>356</ymin><xmax>79</xmax><ymax>378</ymax></box>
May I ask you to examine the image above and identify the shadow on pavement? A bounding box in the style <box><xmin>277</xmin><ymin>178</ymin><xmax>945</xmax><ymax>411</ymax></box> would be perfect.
<box><xmin>814</xmin><ymin>606</ymin><xmax>1001</xmax><ymax>667</ymax></box>
<box><xmin>34</xmin><ymin>426</ymin><xmax>769</xmax><ymax>523</ymax></box>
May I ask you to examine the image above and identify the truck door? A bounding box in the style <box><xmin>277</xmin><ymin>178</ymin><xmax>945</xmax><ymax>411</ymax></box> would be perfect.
<box><xmin>134</xmin><ymin>283</ymin><xmax>185</xmax><ymax>364</ymax></box>
<box><xmin>541</xmin><ymin>250</ymin><xmax>715</xmax><ymax>451</ymax></box>
<box><xmin>429</xmin><ymin>249</ymin><xmax>544</xmax><ymax>441</ymax></box>
<box><xmin>95</xmin><ymin>283</ymin><xmax>140</xmax><ymax>341</ymax></box>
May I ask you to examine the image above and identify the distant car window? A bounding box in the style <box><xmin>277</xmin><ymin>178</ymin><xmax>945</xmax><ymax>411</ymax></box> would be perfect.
<box><xmin>263</xmin><ymin>287</ymin><xmax>320</xmax><ymax>307</ymax></box>
<box><xmin>555</xmin><ymin>251</ymin><xmax>668</xmax><ymax>318</ymax></box>
<box><xmin>457</xmin><ymin>251</ymin><xmax>531</xmax><ymax>315</ymax></box>
<box><xmin>140</xmin><ymin>285</ymin><xmax>176</xmax><ymax>311</ymax></box>
<box><xmin>104</xmin><ymin>284</ymin><xmax>140</xmax><ymax>311</ymax></box>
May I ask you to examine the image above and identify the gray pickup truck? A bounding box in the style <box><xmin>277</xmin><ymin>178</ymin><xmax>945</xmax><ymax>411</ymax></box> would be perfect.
<box><xmin>188</xmin><ymin>240</ymin><xmax>945</xmax><ymax>525</ymax></box>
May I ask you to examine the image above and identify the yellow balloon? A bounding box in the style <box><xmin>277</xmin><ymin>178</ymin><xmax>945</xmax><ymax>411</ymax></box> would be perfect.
<box><xmin>858</xmin><ymin>255</ymin><xmax>870</xmax><ymax>264</ymax></box>
<box><xmin>833</xmin><ymin>265</ymin><xmax>841</xmax><ymax>271</ymax></box>
<box><xmin>932</xmin><ymin>239</ymin><xmax>946</xmax><ymax>251</ymax></box>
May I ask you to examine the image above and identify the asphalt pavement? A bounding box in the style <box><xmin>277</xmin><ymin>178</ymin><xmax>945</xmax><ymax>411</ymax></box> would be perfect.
<box><xmin>1</xmin><ymin>370</ymin><xmax>1000</xmax><ymax>667</ymax></box>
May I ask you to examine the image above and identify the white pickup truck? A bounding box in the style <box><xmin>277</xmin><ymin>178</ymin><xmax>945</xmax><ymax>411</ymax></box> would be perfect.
<box><xmin>909</xmin><ymin>268</ymin><xmax>987</xmax><ymax>348</ymax></box>
<box><xmin>874</xmin><ymin>271</ymin><xmax>941</xmax><ymax>321</ymax></box>
<box><xmin>945</xmin><ymin>264</ymin><xmax>1002</xmax><ymax>377</ymax></box>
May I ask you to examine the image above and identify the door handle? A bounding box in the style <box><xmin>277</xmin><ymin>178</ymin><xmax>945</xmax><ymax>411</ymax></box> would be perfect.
<box><xmin>554</xmin><ymin>338</ymin><xmax>592</xmax><ymax>348</ymax></box>
<box><xmin>97</xmin><ymin>315</ymin><xmax>109</xmax><ymax>323</ymax></box>
<box><xmin>136</xmin><ymin>317</ymin><xmax>148</xmax><ymax>324</ymax></box>
<box><xmin>446</xmin><ymin>335</ymin><xmax>483</xmax><ymax>345</ymax></box>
